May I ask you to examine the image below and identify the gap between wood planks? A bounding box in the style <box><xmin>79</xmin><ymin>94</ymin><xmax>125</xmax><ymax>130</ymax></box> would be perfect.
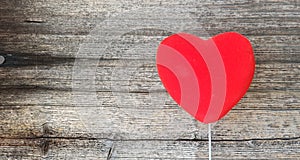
<box><xmin>1</xmin><ymin>136</ymin><xmax>299</xmax><ymax>142</ymax></box>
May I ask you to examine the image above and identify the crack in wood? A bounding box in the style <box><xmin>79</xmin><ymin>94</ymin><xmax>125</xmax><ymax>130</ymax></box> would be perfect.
<box><xmin>23</xmin><ymin>20</ymin><xmax>46</xmax><ymax>24</ymax></box>
<box><xmin>176</xmin><ymin>136</ymin><xmax>300</xmax><ymax>142</ymax></box>
<box><xmin>39</xmin><ymin>139</ymin><xmax>50</xmax><ymax>156</ymax></box>
<box><xmin>107</xmin><ymin>143</ymin><xmax>115</xmax><ymax>160</ymax></box>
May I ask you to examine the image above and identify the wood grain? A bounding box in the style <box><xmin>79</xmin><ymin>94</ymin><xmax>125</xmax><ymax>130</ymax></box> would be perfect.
<box><xmin>1</xmin><ymin>138</ymin><xmax>299</xmax><ymax>159</ymax></box>
<box><xmin>0</xmin><ymin>0</ymin><xmax>299</xmax><ymax>159</ymax></box>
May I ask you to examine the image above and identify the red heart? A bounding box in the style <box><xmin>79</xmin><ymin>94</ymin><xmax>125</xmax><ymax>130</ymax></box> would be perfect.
<box><xmin>156</xmin><ymin>32</ymin><xmax>255</xmax><ymax>123</ymax></box>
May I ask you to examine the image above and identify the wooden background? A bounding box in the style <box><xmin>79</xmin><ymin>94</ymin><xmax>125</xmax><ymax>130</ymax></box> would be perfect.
<box><xmin>0</xmin><ymin>0</ymin><xmax>299</xmax><ymax>159</ymax></box>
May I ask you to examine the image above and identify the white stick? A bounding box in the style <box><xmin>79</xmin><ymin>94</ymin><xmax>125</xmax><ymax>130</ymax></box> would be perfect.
<box><xmin>208</xmin><ymin>123</ymin><xmax>212</xmax><ymax>160</ymax></box>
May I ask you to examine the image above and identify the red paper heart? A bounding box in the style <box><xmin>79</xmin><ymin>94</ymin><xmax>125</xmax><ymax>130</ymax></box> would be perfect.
<box><xmin>156</xmin><ymin>32</ymin><xmax>255</xmax><ymax>123</ymax></box>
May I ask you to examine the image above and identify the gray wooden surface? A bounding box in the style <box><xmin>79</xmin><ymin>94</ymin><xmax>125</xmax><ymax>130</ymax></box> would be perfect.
<box><xmin>0</xmin><ymin>0</ymin><xmax>299</xmax><ymax>159</ymax></box>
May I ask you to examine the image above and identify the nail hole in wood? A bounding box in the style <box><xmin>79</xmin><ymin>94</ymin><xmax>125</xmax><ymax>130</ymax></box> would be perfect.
<box><xmin>0</xmin><ymin>56</ymin><xmax>5</xmax><ymax>65</ymax></box>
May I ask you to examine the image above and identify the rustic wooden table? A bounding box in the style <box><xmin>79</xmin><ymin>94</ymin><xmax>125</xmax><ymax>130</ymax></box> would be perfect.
<box><xmin>0</xmin><ymin>0</ymin><xmax>299</xmax><ymax>159</ymax></box>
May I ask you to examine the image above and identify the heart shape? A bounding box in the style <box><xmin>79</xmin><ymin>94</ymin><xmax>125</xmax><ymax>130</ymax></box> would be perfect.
<box><xmin>156</xmin><ymin>32</ymin><xmax>255</xmax><ymax>123</ymax></box>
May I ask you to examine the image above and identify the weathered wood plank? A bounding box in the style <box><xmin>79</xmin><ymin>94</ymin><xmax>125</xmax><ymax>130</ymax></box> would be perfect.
<box><xmin>0</xmin><ymin>138</ymin><xmax>299</xmax><ymax>159</ymax></box>
<box><xmin>0</xmin><ymin>32</ymin><xmax>299</xmax><ymax>59</ymax></box>
<box><xmin>0</xmin><ymin>0</ymin><xmax>299</xmax><ymax>36</ymax></box>
<box><xmin>0</xmin><ymin>105</ymin><xmax>299</xmax><ymax>141</ymax></box>
<box><xmin>0</xmin><ymin>138</ymin><xmax>112</xmax><ymax>160</ymax></box>
<box><xmin>0</xmin><ymin>62</ymin><xmax>299</xmax><ymax>91</ymax></box>
<box><xmin>0</xmin><ymin>89</ymin><xmax>299</xmax><ymax>110</ymax></box>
